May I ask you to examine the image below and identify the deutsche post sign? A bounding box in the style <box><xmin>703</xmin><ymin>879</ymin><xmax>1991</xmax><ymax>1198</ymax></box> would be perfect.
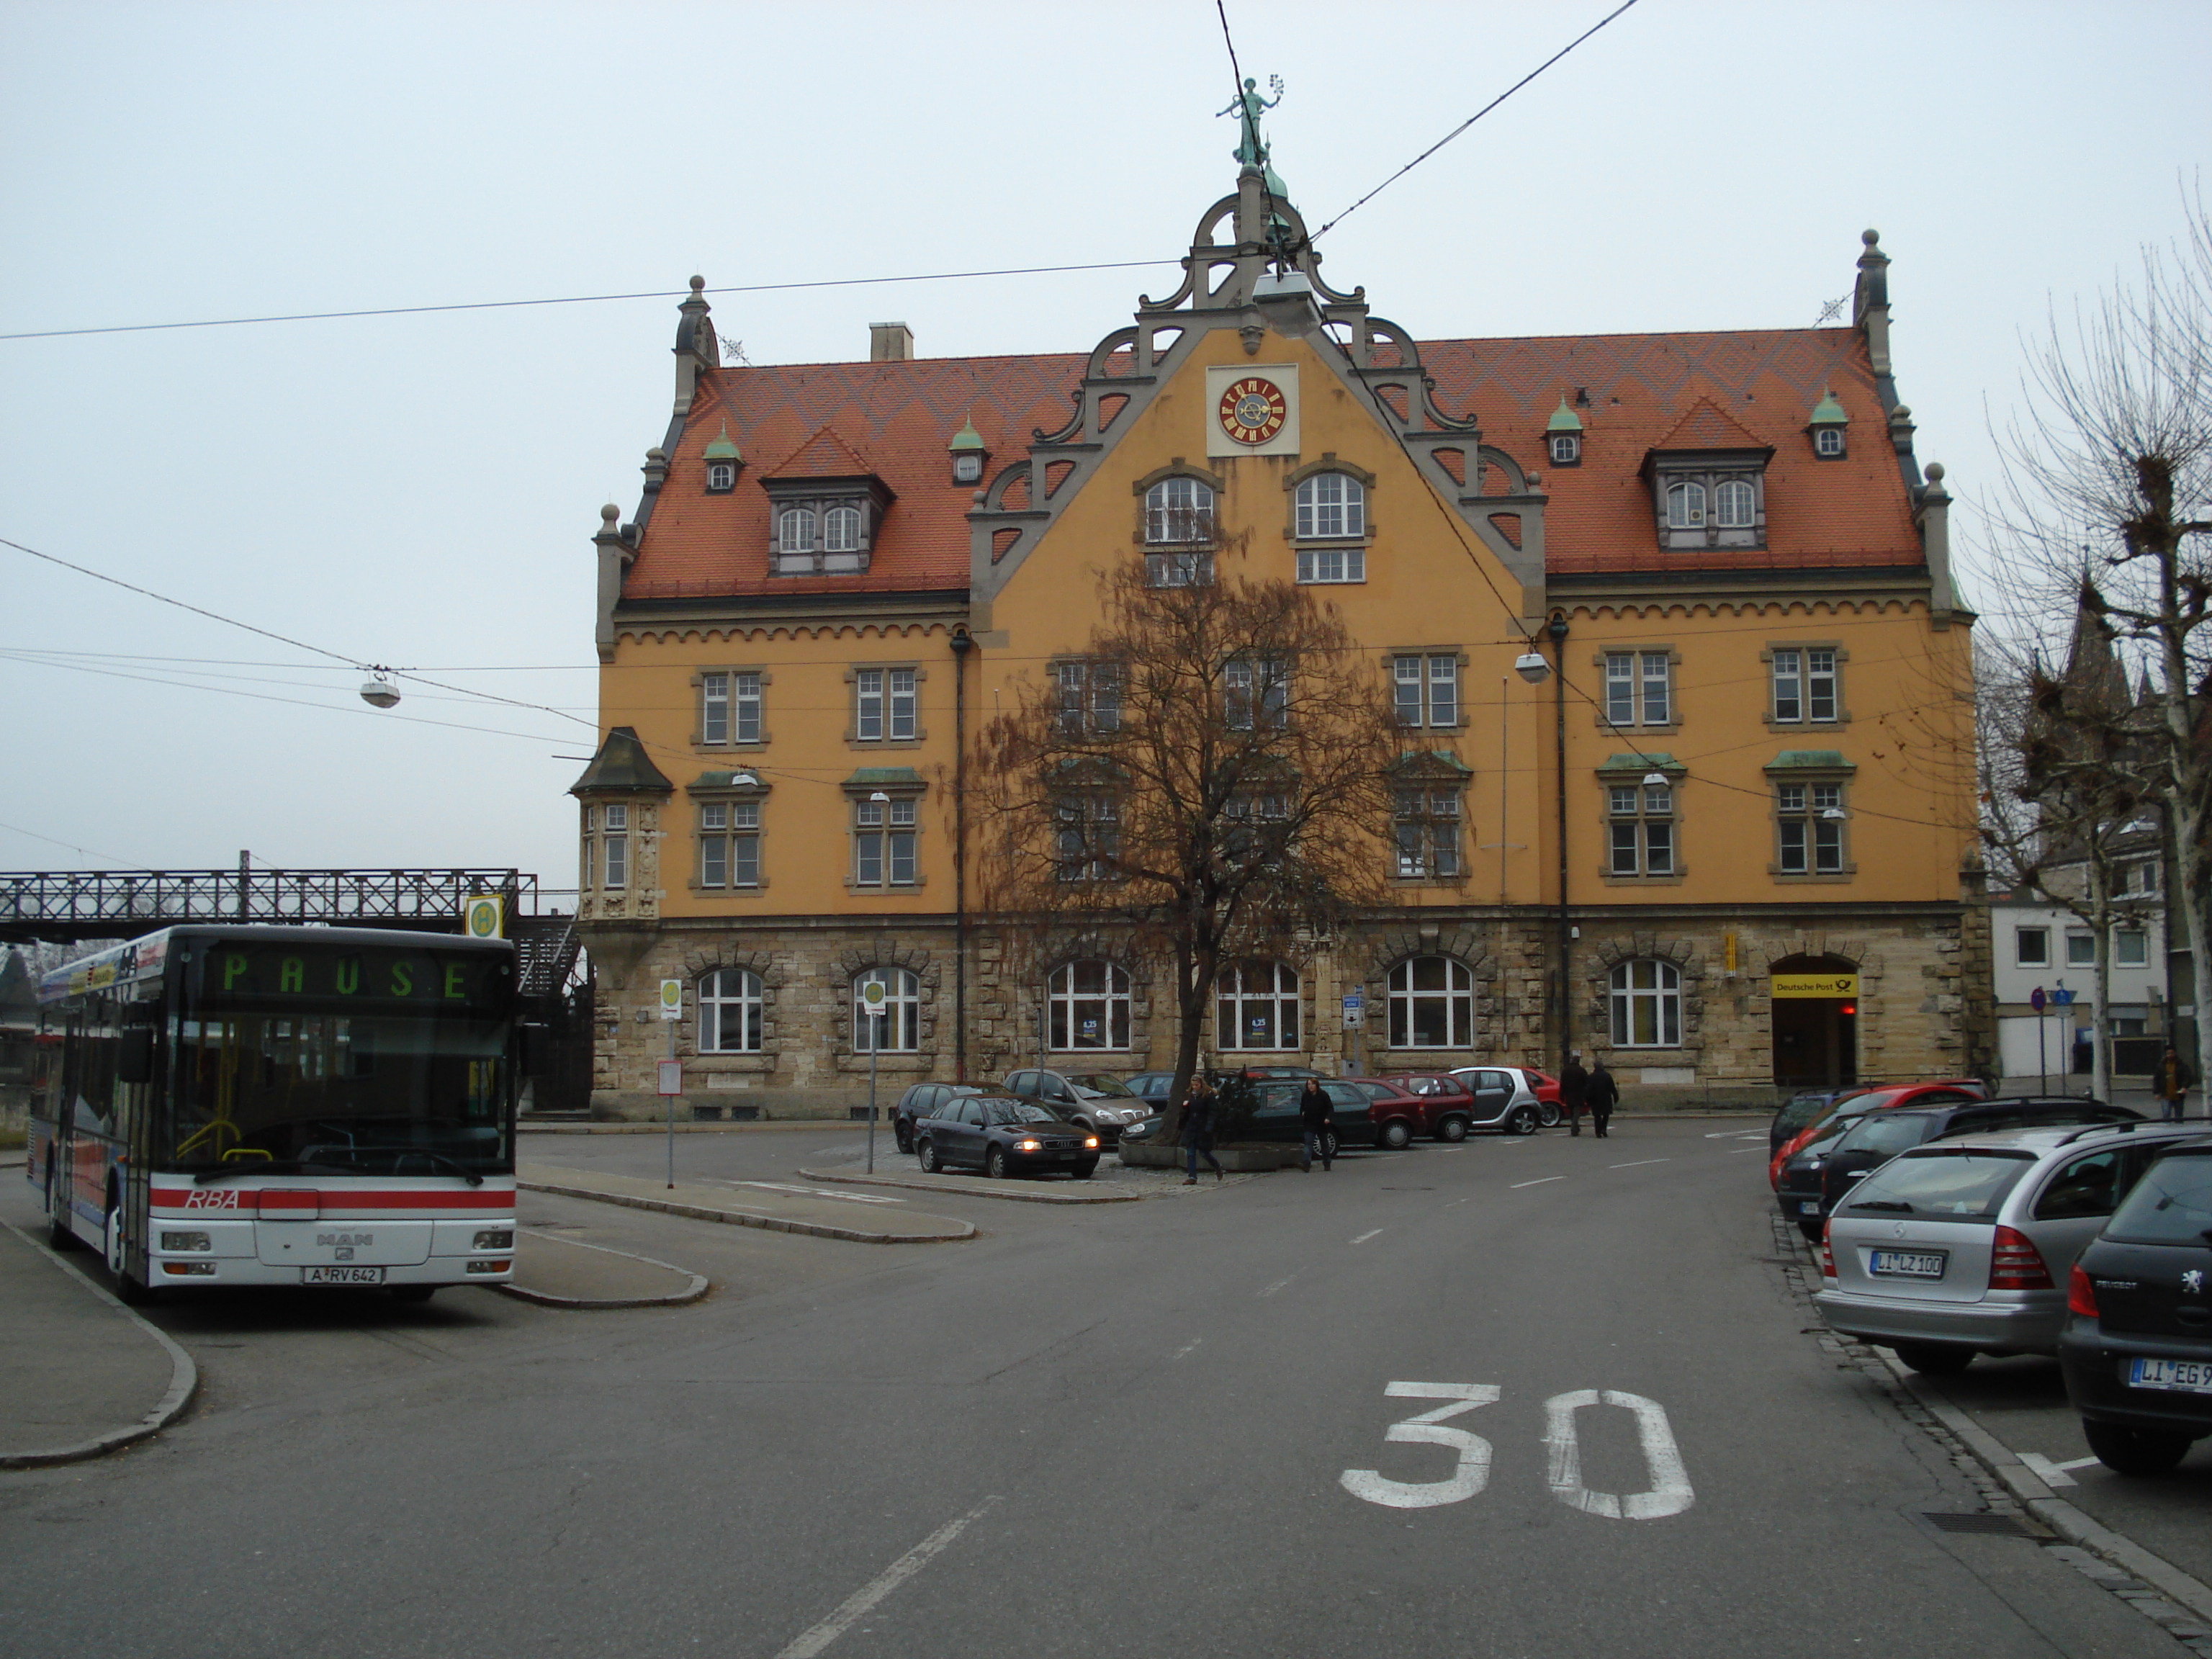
<box><xmin>1771</xmin><ymin>973</ymin><xmax>1858</xmax><ymax>999</ymax></box>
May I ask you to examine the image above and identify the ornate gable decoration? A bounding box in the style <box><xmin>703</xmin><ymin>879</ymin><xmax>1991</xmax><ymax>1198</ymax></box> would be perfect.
<box><xmin>966</xmin><ymin>165</ymin><xmax>1545</xmax><ymax>604</ymax></box>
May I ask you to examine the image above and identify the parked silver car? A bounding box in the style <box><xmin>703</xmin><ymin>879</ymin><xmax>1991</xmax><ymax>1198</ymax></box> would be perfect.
<box><xmin>1002</xmin><ymin>1069</ymin><xmax>1152</xmax><ymax>1143</ymax></box>
<box><xmin>1441</xmin><ymin>1066</ymin><xmax>1550</xmax><ymax>1136</ymax></box>
<box><xmin>1815</xmin><ymin>1122</ymin><xmax>2208</xmax><ymax>1375</ymax></box>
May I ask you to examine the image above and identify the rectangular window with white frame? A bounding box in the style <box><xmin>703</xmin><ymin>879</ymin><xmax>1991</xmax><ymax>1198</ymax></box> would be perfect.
<box><xmin>2065</xmin><ymin>931</ymin><xmax>2096</xmax><ymax>967</ymax></box>
<box><xmin>2115</xmin><ymin>928</ymin><xmax>2149</xmax><ymax>968</ymax></box>
<box><xmin>698</xmin><ymin>801</ymin><xmax>761</xmax><ymax>889</ymax></box>
<box><xmin>1394</xmin><ymin>788</ymin><xmax>1463</xmax><ymax>880</ymax></box>
<box><xmin>601</xmin><ymin>803</ymin><xmax>629</xmax><ymax>890</ymax></box>
<box><xmin>1606</xmin><ymin>782</ymin><xmax>1675</xmax><ymax>877</ymax></box>
<box><xmin>853</xmin><ymin>797</ymin><xmax>918</xmax><ymax>887</ymax></box>
<box><xmin>853</xmin><ymin>667</ymin><xmax>918</xmax><ymax>742</ymax></box>
<box><xmin>1225</xmin><ymin>658</ymin><xmax>1290</xmax><ymax>731</ymax></box>
<box><xmin>1771</xmin><ymin>647</ymin><xmax>1840</xmax><ymax>724</ymax></box>
<box><xmin>2015</xmin><ymin>926</ymin><xmax>2050</xmax><ymax>967</ymax></box>
<box><xmin>700</xmin><ymin>671</ymin><xmax>763</xmax><ymax>746</ymax></box>
<box><xmin>1392</xmin><ymin>653</ymin><xmax>1459</xmax><ymax>729</ymax></box>
<box><xmin>1054</xmin><ymin>660</ymin><xmax>1123</xmax><ymax>736</ymax></box>
<box><xmin>1774</xmin><ymin>781</ymin><xmax>1847</xmax><ymax>875</ymax></box>
<box><xmin>1604</xmin><ymin>651</ymin><xmax>1672</xmax><ymax>727</ymax></box>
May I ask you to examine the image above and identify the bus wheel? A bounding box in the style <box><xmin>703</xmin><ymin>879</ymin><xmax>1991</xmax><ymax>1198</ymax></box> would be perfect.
<box><xmin>104</xmin><ymin>1198</ymin><xmax>157</xmax><ymax>1305</ymax></box>
<box><xmin>46</xmin><ymin>1162</ymin><xmax>81</xmax><ymax>1253</ymax></box>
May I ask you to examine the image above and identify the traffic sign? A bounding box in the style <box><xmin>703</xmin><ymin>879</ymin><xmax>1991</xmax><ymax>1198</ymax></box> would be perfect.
<box><xmin>657</xmin><ymin>1059</ymin><xmax>683</xmax><ymax>1096</ymax></box>
<box><xmin>658</xmin><ymin>979</ymin><xmax>683</xmax><ymax>1020</ymax></box>
<box><xmin>2051</xmin><ymin>986</ymin><xmax>2074</xmax><ymax>1007</ymax></box>
<box><xmin>2029</xmin><ymin>986</ymin><xmax>2046</xmax><ymax>1013</ymax></box>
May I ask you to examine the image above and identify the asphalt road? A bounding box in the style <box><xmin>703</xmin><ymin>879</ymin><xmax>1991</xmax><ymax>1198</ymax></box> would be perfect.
<box><xmin>0</xmin><ymin>1120</ymin><xmax>2195</xmax><ymax>1658</ymax></box>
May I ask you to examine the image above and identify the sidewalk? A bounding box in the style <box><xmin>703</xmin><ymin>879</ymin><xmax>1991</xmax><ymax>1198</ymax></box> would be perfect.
<box><xmin>502</xmin><ymin>1228</ymin><xmax>709</xmax><ymax>1308</ymax></box>
<box><xmin>517</xmin><ymin>1162</ymin><xmax>976</xmax><ymax>1244</ymax></box>
<box><xmin>0</xmin><ymin>1222</ymin><xmax>196</xmax><ymax>1469</ymax></box>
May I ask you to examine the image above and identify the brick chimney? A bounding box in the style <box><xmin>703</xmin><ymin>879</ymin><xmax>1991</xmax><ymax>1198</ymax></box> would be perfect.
<box><xmin>869</xmin><ymin>322</ymin><xmax>914</xmax><ymax>362</ymax></box>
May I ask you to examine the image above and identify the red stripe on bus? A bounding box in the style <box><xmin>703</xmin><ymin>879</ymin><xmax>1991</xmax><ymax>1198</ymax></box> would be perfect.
<box><xmin>150</xmin><ymin>1187</ymin><xmax>515</xmax><ymax>1212</ymax></box>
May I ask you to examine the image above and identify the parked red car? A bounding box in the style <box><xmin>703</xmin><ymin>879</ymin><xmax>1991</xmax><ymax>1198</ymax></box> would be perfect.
<box><xmin>1766</xmin><ymin>1079</ymin><xmax>1988</xmax><ymax>1188</ymax></box>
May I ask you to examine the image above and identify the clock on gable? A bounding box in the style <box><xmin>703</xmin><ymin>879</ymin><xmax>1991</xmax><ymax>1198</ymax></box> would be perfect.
<box><xmin>1204</xmin><ymin>364</ymin><xmax>1300</xmax><ymax>457</ymax></box>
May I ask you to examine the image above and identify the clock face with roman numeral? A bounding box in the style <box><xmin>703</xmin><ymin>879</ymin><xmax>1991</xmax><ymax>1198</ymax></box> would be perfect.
<box><xmin>1218</xmin><ymin>376</ymin><xmax>1288</xmax><ymax>445</ymax></box>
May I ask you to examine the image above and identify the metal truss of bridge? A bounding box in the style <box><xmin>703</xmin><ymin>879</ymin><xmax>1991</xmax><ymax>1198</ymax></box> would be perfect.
<box><xmin>0</xmin><ymin>868</ymin><xmax>544</xmax><ymax>946</ymax></box>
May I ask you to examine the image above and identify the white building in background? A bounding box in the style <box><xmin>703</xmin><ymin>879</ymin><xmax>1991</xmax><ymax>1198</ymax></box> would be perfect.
<box><xmin>1990</xmin><ymin>855</ymin><xmax>2168</xmax><ymax>1085</ymax></box>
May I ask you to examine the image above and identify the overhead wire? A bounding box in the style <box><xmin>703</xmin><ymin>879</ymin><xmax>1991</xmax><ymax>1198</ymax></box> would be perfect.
<box><xmin>0</xmin><ymin>259</ymin><xmax>1180</xmax><ymax>343</ymax></box>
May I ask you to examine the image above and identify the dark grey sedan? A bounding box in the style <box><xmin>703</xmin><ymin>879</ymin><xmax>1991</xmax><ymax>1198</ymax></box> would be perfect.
<box><xmin>915</xmin><ymin>1094</ymin><xmax>1101</xmax><ymax>1179</ymax></box>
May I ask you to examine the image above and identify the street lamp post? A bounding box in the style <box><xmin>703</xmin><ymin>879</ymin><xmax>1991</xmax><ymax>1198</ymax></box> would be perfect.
<box><xmin>1547</xmin><ymin>612</ymin><xmax>1572</xmax><ymax>1071</ymax></box>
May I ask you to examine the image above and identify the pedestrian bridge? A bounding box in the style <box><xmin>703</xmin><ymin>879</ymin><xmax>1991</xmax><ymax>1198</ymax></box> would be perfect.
<box><xmin>0</xmin><ymin>866</ymin><xmax>539</xmax><ymax>945</ymax></box>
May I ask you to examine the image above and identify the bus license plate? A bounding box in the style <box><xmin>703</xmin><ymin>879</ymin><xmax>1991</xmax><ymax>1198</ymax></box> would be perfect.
<box><xmin>303</xmin><ymin>1266</ymin><xmax>387</xmax><ymax>1286</ymax></box>
<box><xmin>2126</xmin><ymin>1357</ymin><xmax>2212</xmax><ymax>1393</ymax></box>
<box><xmin>1869</xmin><ymin>1250</ymin><xmax>1947</xmax><ymax>1280</ymax></box>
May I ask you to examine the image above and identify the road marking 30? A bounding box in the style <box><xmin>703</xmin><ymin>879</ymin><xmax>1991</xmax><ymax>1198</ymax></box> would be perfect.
<box><xmin>773</xmin><ymin>1495</ymin><xmax>1002</xmax><ymax>1658</ymax></box>
<box><xmin>1341</xmin><ymin>1384</ymin><xmax>1694</xmax><ymax>1521</ymax></box>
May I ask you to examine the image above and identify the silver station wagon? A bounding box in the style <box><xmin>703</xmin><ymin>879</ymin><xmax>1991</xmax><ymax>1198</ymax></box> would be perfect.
<box><xmin>1815</xmin><ymin>1122</ymin><xmax>2210</xmax><ymax>1376</ymax></box>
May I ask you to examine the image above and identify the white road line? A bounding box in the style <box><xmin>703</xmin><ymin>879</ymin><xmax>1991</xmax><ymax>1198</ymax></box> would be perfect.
<box><xmin>1511</xmin><ymin>1177</ymin><xmax>1565</xmax><ymax>1189</ymax></box>
<box><xmin>1707</xmin><ymin>1129</ymin><xmax>1767</xmax><ymax>1140</ymax></box>
<box><xmin>1609</xmin><ymin>1159</ymin><xmax>1670</xmax><ymax>1169</ymax></box>
<box><xmin>1258</xmin><ymin>1276</ymin><xmax>1295</xmax><ymax>1298</ymax></box>
<box><xmin>1350</xmin><ymin>1229</ymin><xmax>1383</xmax><ymax>1245</ymax></box>
<box><xmin>2052</xmin><ymin>1454</ymin><xmax>2102</xmax><ymax>1470</ymax></box>
<box><xmin>2019</xmin><ymin>1451</ymin><xmax>2082</xmax><ymax>1488</ymax></box>
<box><xmin>1727</xmin><ymin>1146</ymin><xmax>1771</xmax><ymax>1154</ymax></box>
<box><xmin>773</xmin><ymin>1496</ymin><xmax>1002</xmax><ymax>1659</ymax></box>
<box><xmin>1172</xmin><ymin>1339</ymin><xmax>1202</xmax><ymax>1360</ymax></box>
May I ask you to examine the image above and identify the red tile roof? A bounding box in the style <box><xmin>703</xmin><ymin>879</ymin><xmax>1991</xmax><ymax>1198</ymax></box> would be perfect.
<box><xmin>619</xmin><ymin>325</ymin><xmax>1920</xmax><ymax>601</ymax></box>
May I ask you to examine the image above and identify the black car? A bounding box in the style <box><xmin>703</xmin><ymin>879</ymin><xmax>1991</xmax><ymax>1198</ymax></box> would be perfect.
<box><xmin>2060</xmin><ymin>1136</ymin><xmax>2212</xmax><ymax>1475</ymax></box>
<box><xmin>1118</xmin><ymin>1078</ymin><xmax>1367</xmax><ymax>1154</ymax></box>
<box><xmin>914</xmin><ymin>1093</ymin><xmax>1101</xmax><ymax>1179</ymax></box>
<box><xmin>1123</xmin><ymin>1071</ymin><xmax>1177</xmax><ymax>1107</ymax></box>
<box><xmin>891</xmin><ymin>1081</ymin><xmax>981</xmax><ymax>1154</ymax></box>
<box><xmin>1815</xmin><ymin>1097</ymin><xmax>2139</xmax><ymax>1228</ymax></box>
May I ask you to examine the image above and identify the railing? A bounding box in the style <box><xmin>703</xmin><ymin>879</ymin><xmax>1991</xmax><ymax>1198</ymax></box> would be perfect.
<box><xmin>0</xmin><ymin>868</ymin><xmax>539</xmax><ymax>939</ymax></box>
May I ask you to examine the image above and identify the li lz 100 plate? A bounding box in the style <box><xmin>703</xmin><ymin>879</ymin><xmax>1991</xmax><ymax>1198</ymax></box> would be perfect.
<box><xmin>1867</xmin><ymin>1249</ymin><xmax>1947</xmax><ymax>1280</ymax></box>
<box><xmin>2126</xmin><ymin>1357</ymin><xmax>2212</xmax><ymax>1394</ymax></box>
<box><xmin>302</xmin><ymin>1265</ymin><xmax>387</xmax><ymax>1286</ymax></box>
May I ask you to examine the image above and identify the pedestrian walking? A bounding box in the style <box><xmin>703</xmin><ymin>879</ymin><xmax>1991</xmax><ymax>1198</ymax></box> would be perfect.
<box><xmin>2156</xmin><ymin>1044</ymin><xmax>2193</xmax><ymax>1123</ymax></box>
<box><xmin>1298</xmin><ymin>1077</ymin><xmax>1334</xmax><ymax>1172</ymax></box>
<box><xmin>1560</xmin><ymin>1051</ymin><xmax>1590</xmax><ymax>1137</ymax></box>
<box><xmin>1182</xmin><ymin>1076</ymin><xmax>1224</xmax><ymax>1183</ymax></box>
<box><xmin>1587</xmin><ymin>1057</ymin><xmax>1619</xmax><ymax>1138</ymax></box>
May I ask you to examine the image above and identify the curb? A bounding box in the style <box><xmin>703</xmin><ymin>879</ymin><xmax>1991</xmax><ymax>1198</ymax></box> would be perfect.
<box><xmin>497</xmin><ymin>1229</ymin><xmax>711</xmax><ymax>1309</ymax></box>
<box><xmin>520</xmin><ymin>1120</ymin><xmax>859</xmax><ymax>1135</ymax></box>
<box><xmin>794</xmin><ymin>1167</ymin><xmax>1141</xmax><ymax>1205</ymax></box>
<box><xmin>1879</xmin><ymin>1353</ymin><xmax>2212</xmax><ymax>1625</ymax></box>
<box><xmin>0</xmin><ymin>1223</ymin><xmax>199</xmax><ymax>1470</ymax></box>
<box><xmin>517</xmin><ymin>1179</ymin><xmax>975</xmax><ymax>1245</ymax></box>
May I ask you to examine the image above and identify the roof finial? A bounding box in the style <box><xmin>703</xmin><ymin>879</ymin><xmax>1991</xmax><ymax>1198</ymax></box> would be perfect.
<box><xmin>1217</xmin><ymin>74</ymin><xmax>1290</xmax><ymax>199</ymax></box>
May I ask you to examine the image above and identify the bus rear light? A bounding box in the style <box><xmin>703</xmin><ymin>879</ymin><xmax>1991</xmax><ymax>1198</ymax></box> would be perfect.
<box><xmin>162</xmin><ymin>1261</ymin><xmax>217</xmax><ymax>1276</ymax></box>
<box><xmin>1989</xmin><ymin>1225</ymin><xmax>2054</xmax><ymax>1290</ymax></box>
<box><xmin>160</xmin><ymin>1231</ymin><xmax>211</xmax><ymax>1251</ymax></box>
<box><xmin>466</xmin><ymin>1259</ymin><xmax>505</xmax><ymax>1274</ymax></box>
<box><xmin>472</xmin><ymin>1229</ymin><xmax>514</xmax><ymax>1250</ymax></box>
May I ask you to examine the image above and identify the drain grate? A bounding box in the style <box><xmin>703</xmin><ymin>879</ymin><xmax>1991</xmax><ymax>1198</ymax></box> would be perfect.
<box><xmin>1923</xmin><ymin>1511</ymin><xmax>2033</xmax><ymax>1536</ymax></box>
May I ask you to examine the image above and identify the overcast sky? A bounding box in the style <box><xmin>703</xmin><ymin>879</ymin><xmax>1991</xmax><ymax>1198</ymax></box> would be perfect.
<box><xmin>2</xmin><ymin>1</ymin><xmax>2205</xmax><ymax>905</ymax></box>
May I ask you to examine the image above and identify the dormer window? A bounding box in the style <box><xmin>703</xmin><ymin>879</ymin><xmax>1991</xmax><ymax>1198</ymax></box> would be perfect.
<box><xmin>1645</xmin><ymin>401</ymin><xmax>1773</xmax><ymax>552</ymax></box>
<box><xmin>1807</xmin><ymin>391</ymin><xmax>1848</xmax><ymax>460</ymax></box>
<box><xmin>948</xmin><ymin>417</ymin><xmax>987</xmax><ymax>485</ymax></box>
<box><xmin>702</xmin><ymin>420</ymin><xmax>741</xmax><ymax>493</ymax></box>
<box><xmin>778</xmin><ymin>508</ymin><xmax>816</xmax><ymax>554</ymax></box>
<box><xmin>1714</xmin><ymin>479</ymin><xmax>1755</xmax><ymax>529</ymax></box>
<box><xmin>1546</xmin><ymin>397</ymin><xmax>1584</xmax><ymax>467</ymax></box>
<box><xmin>824</xmin><ymin>505</ymin><xmax>862</xmax><ymax>554</ymax></box>
<box><xmin>1665</xmin><ymin>481</ymin><xmax>1705</xmax><ymax>529</ymax></box>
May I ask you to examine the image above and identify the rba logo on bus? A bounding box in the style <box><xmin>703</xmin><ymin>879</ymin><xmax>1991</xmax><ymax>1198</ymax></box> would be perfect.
<box><xmin>179</xmin><ymin>1189</ymin><xmax>243</xmax><ymax>1210</ymax></box>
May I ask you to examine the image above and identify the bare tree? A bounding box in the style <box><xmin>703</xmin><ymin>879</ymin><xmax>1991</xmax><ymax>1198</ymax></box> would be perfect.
<box><xmin>1982</xmin><ymin>184</ymin><xmax>2212</xmax><ymax>1089</ymax></box>
<box><xmin>974</xmin><ymin>542</ymin><xmax>1399</xmax><ymax>1130</ymax></box>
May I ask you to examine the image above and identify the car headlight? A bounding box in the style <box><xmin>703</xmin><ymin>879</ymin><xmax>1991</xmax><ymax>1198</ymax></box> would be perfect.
<box><xmin>1016</xmin><ymin>1138</ymin><xmax>1042</xmax><ymax>1152</ymax></box>
<box><xmin>1084</xmin><ymin>1136</ymin><xmax>1100</xmax><ymax>1149</ymax></box>
<box><xmin>161</xmin><ymin>1231</ymin><xmax>211</xmax><ymax>1252</ymax></box>
<box><xmin>473</xmin><ymin>1228</ymin><xmax>515</xmax><ymax>1250</ymax></box>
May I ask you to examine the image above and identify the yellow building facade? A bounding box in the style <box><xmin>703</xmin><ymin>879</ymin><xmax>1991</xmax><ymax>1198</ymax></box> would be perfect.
<box><xmin>571</xmin><ymin>171</ymin><xmax>1987</xmax><ymax>1118</ymax></box>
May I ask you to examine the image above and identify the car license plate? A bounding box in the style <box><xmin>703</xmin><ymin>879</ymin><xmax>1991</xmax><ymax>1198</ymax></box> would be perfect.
<box><xmin>303</xmin><ymin>1265</ymin><xmax>386</xmax><ymax>1285</ymax></box>
<box><xmin>1868</xmin><ymin>1250</ymin><xmax>1947</xmax><ymax>1280</ymax></box>
<box><xmin>2126</xmin><ymin>1357</ymin><xmax>2212</xmax><ymax>1393</ymax></box>
<box><xmin>1799</xmin><ymin>1200</ymin><xmax>1821</xmax><ymax>1215</ymax></box>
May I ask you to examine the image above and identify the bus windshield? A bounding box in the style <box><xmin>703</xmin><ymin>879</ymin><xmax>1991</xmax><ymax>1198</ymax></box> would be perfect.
<box><xmin>168</xmin><ymin>1012</ymin><xmax>512</xmax><ymax>1177</ymax></box>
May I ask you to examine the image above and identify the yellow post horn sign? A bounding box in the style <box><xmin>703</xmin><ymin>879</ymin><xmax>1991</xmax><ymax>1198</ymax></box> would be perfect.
<box><xmin>1771</xmin><ymin>972</ymin><xmax>1858</xmax><ymax>999</ymax></box>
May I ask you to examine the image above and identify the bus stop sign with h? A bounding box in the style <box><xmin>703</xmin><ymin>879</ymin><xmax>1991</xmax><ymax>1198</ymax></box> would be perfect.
<box><xmin>658</xmin><ymin>978</ymin><xmax>683</xmax><ymax>1187</ymax></box>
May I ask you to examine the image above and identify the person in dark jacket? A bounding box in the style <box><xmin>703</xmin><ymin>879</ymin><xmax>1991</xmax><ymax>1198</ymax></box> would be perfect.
<box><xmin>1298</xmin><ymin>1078</ymin><xmax>1334</xmax><ymax>1172</ymax></box>
<box><xmin>2157</xmin><ymin>1046</ymin><xmax>2194</xmax><ymax>1123</ymax></box>
<box><xmin>1182</xmin><ymin>1078</ymin><xmax>1223</xmax><ymax>1183</ymax></box>
<box><xmin>1560</xmin><ymin>1052</ymin><xmax>1590</xmax><ymax>1136</ymax></box>
<box><xmin>1586</xmin><ymin>1058</ymin><xmax>1619</xmax><ymax>1138</ymax></box>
